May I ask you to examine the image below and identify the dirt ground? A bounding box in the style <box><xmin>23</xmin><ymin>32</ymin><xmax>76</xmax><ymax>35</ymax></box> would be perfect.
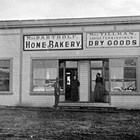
<box><xmin>0</xmin><ymin>107</ymin><xmax>140</xmax><ymax>140</ymax></box>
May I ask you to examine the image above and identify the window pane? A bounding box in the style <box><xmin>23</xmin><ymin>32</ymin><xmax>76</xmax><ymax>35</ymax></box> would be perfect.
<box><xmin>91</xmin><ymin>70</ymin><xmax>102</xmax><ymax>80</ymax></box>
<box><xmin>33</xmin><ymin>68</ymin><xmax>45</xmax><ymax>79</ymax></box>
<box><xmin>44</xmin><ymin>60</ymin><xmax>58</xmax><ymax>68</ymax></box>
<box><xmin>91</xmin><ymin>61</ymin><xmax>102</xmax><ymax>68</ymax></box>
<box><xmin>124</xmin><ymin>81</ymin><xmax>136</xmax><ymax>91</ymax></box>
<box><xmin>59</xmin><ymin>61</ymin><xmax>65</xmax><ymax>68</ymax></box>
<box><xmin>92</xmin><ymin>81</ymin><xmax>96</xmax><ymax>92</ymax></box>
<box><xmin>33</xmin><ymin>79</ymin><xmax>45</xmax><ymax>91</ymax></box>
<box><xmin>0</xmin><ymin>68</ymin><xmax>10</xmax><ymax>79</ymax></box>
<box><xmin>66</xmin><ymin>61</ymin><xmax>77</xmax><ymax>68</ymax></box>
<box><xmin>125</xmin><ymin>58</ymin><xmax>136</xmax><ymax>66</ymax></box>
<box><xmin>0</xmin><ymin>60</ymin><xmax>10</xmax><ymax>67</ymax></box>
<box><xmin>110</xmin><ymin>59</ymin><xmax>124</xmax><ymax>67</ymax></box>
<box><xmin>111</xmin><ymin>67</ymin><xmax>123</xmax><ymax>79</ymax></box>
<box><xmin>0</xmin><ymin>66</ymin><xmax>10</xmax><ymax>91</ymax></box>
<box><xmin>32</xmin><ymin>59</ymin><xmax>58</xmax><ymax>92</ymax></box>
<box><xmin>105</xmin><ymin>80</ymin><xmax>109</xmax><ymax>94</ymax></box>
<box><xmin>45</xmin><ymin>68</ymin><xmax>57</xmax><ymax>79</ymax></box>
<box><xmin>111</xmin><ymin>81</ymin><xmax>123</xmax><ymax>92</ymax></box>
<box><xmin>124</xmin><ymin>67</ymin><xmax>136</xmax><ymax>79</ymax></box>
<box><xmin>33</xmin><ymin>60</ymin><xmax>58</xmax><ymax>68</ymax></box>
<box><xmin>0</xmin><ymin>80</ymin><xmax>9</xmax><ymax>91</ymax></box>
<box><xmin>45</xmin><ymin>80</ymin><xmax>55</xmax><ymax>91</ymax></box>
<box><xmin>33</xmin><ymin>60</ymin><xmax>45</xmax><ymax>68</ymax></box>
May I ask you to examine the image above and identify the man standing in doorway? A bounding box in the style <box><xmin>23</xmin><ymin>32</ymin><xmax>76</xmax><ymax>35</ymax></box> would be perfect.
<box><xmin>53</xmin><ymin>77</ymin><xmax>60</xmax><ymax>109</ymax></box>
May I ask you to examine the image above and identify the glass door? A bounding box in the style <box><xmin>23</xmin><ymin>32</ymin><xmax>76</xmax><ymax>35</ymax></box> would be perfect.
<box><xmin>91</xmin><ymin>69</ymin><xmax>103</xmax><ymax>102</ymax></box>
<box><xmin>90</xmin><ymin>60</ymin><xmax>109</xmax><ymax>103</ymax></box>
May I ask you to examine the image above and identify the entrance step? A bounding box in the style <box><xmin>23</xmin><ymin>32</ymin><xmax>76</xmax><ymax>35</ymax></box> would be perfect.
<box><xmin>58</xmin><ymin>102</ymin><xmax>117</xmax><ymax>112</ymax></box>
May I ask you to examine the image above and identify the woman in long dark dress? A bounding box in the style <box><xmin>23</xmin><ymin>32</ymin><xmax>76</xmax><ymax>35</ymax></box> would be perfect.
<box><xmin>71</xmin><ymin>76</ymin><xmax>80</xmax><ymax>102</ymax></box>
<box><xmin>94</xmin><ymin>73</ymin><xmax>103</xmax><ymax>102</ymax></box>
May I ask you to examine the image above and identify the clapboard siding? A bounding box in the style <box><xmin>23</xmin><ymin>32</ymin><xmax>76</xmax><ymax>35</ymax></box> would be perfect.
<box><xmin>116</xmin><ymin>24</ymin><xmax>140</xmax><ymax>30</ymax></box>
<box><xmin>111</xmin><ymin>95</ymin><xmax>140</xmax><ymax>109</ymax></box>
<box><xmin>84</xmin><ymin>25</ymin><xmax>114</xmax><ymax>32</ymax></box>
<box><xmin>23</xmin><ymin>28</ymin><xmax>50</xmax><ymax>34</ymax></box>
<box><xmin>0</xmin><ymin>29</ymin><xmax>20</xmax><ymax>34</ymax></box>
<box><xmin>52</xmin><ymin>27</ymin><xmax>82</xmax><ymax>32</ymax></box>
<box><xmin>79</xmin><ymin>61</ymin><xmax>90</xmax><ymax>101</ymax></box>
<box><xmin>0</xmin><ymin>33</ymin><xmax>20</xmax><ymax>106</ymax></box>
<box><xmin>0</xmin><ymin>35</ymin><xmax>20</xmax><ymax>56</ymax></box>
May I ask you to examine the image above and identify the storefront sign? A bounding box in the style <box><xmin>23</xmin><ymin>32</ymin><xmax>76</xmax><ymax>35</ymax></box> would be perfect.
<box><xmin>23</xmin><ymin>34</ymin><xmax>83</xmax><ymax>50</ymax></box>
<box><xmin>87</xmin><ymin>32</ymin><xmax>139</xmax><ymax>47</ymax></box>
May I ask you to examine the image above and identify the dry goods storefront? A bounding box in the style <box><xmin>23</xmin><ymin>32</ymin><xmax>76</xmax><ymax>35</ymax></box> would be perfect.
<box><xmin>0</xmin><ymin>16</ymin><xmax>140</xmax><ymax>109</ymax></box>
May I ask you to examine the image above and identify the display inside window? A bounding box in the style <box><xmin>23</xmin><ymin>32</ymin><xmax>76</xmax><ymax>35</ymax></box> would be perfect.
<box><xmin>111</xmin><ymin>81</ymin><xmax>123</xmax><ymax>92</ymax></box>
<box><xmin>124</xmin><ymin>80</ymin><xmax>136</xmax><ymax>91</ymax></box>
<box><xmin>33</xmin><ymin>79</ymin><xmax>45</xmax><ymax>91</ymax></box>
<box><xmin>32</xmin><ymin>60</ymin><xmax>58</xmax><ymax>92</ymax></box>
<box><xmin>110</xmin><ymin>58</ymin><xmax>137</xmax><ymax>92</ymax></box>
<box><xmin>0</xmin><ymin>61</ymin><xmax>10</xmax><ymax>92</ymax></box>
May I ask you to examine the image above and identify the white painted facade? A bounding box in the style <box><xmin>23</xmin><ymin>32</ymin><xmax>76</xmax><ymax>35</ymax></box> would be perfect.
<box><xmin>0</xmin><ymin>16</ymin><xmax>140</xmax><ymax>109</ymax></box>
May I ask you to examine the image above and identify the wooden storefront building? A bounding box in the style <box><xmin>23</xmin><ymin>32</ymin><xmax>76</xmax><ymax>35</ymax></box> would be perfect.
<box><xmin>0</xmin><ymin>15</ymin><xmax>140</xmax><ymax>109</ymax></box>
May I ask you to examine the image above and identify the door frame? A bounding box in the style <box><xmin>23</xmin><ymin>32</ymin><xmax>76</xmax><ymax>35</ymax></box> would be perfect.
<box><xmin>90</xmin><ymin>59</ymin><xmax>109</xmax><ymax>103</ymax></box>
<box><xmin>90</xmin><ymin>68</ymin><xmax>103</xmax><ymax>102</ymax></box>
<box><xmin>65</xmin><ymin>68</ymin><xmax>78</xmax><ymax>101</ymax></box>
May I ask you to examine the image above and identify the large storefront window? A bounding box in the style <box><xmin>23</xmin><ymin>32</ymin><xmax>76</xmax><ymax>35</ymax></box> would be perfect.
<box><xmin>0</xmin><ymin>60</ymin><xmax>10</xmax><ymax>92</ymax></box>
<box><xmin>110</xmin><ymin>58</ymin><xmax>137</xmax><ymax>92</ymax></box>
<box><xmin>32</xmin><ymin>60</ymin><xmax>58</xmax><ymax>92</ymax></box>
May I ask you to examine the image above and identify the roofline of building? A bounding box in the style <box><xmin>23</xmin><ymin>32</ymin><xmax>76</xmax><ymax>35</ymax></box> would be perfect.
<box><xmin>0</xmin><ymin>15</ymin><xmax>140</xmax><ymax>29</ymax></box>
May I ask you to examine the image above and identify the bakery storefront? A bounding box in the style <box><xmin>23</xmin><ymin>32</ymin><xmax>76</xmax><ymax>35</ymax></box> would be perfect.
<box><xmin>0</xmin><ymin>16</ymin><xmax>140</xmax><ymax>109</ymax></box>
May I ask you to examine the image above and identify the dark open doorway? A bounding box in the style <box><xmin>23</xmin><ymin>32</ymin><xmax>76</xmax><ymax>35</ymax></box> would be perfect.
<box><xmin>65</xmin><ymin>68</ymin><xmax>78</xmax><ymax>101</ymax></box>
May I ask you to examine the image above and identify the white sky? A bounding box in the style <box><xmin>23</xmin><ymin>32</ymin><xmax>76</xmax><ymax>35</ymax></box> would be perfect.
<box><xmin>0</xmin><ymin>0</ymin><xmax>140</xmax><ymax>20</ymax></box>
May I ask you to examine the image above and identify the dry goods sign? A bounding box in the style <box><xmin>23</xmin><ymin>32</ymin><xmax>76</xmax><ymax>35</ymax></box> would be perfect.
<box><xmin>87</xmin><ymin>32</ymin><xmax>139</xmax><ymax>47</ymax></box>
<box><xmin>23</xmin><ymin>34</ymin><xmax>83</xmax><ymax>51</ymax></box>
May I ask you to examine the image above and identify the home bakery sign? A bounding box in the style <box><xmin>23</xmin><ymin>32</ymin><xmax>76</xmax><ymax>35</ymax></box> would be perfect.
<box><xmin>87</xmin><ymin>32</ymin><xmax>139</xmax><ymax>47</ymax></box>
<box><xmin>24</xmin><ymin>34</ymin><xmax>82</xmax><ymax>51</ymax></box>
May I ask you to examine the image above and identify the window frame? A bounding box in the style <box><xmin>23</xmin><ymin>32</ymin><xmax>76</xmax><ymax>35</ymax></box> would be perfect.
<box><xmin>0</xmin><ymin>59</ymin><xmax>12</xmax><ymax>94</ymax></box>
<box><xmin>110</xmin><ymin>58</ymin><xmax>137</xmax><ymax>93</ymax></box>
<box><xmin>31</xmin><ymin>59</ymin><xmax>58</xmax><ymax>95</ymax></box>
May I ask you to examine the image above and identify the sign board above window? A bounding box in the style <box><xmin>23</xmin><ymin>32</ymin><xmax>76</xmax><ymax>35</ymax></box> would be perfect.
<box><xmin>87</xmin><ymin>32</ymin><xmax>139</xmax><ymax>47</ymax></box>
<box><xmin>23</xmin><ymin>34</ymin><xmax>83</xmax><ymax>51</ymax></box>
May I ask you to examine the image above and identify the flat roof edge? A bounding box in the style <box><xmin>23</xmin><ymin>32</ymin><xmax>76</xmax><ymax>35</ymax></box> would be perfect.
<box><xmin>0</xmin><ymin>15</ymin><xmax>140</xmax><ymax>28</ymax></box>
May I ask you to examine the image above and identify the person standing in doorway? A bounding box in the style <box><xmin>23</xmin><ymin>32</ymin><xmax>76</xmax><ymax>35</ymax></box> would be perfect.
<box><xmin>94</xmin><ymin>73</ymin><xmax>103</xmax><ymax>102</ymax></box>
<box><xmin>71</xmin><ymin>76</ymin><xmax>80</xmax><ymax>102</ymax></box>
<box><xmin>53</xmin><ymin>77</ymin><xmax>60</xmax><ymax>109</ymax></box>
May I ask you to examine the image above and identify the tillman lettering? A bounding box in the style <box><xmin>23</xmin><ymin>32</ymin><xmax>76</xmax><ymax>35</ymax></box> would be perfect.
<box><xmin>87</xmin><ymin>32</ymin><xmax>139</xmax><ymax>47</ymax></box>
